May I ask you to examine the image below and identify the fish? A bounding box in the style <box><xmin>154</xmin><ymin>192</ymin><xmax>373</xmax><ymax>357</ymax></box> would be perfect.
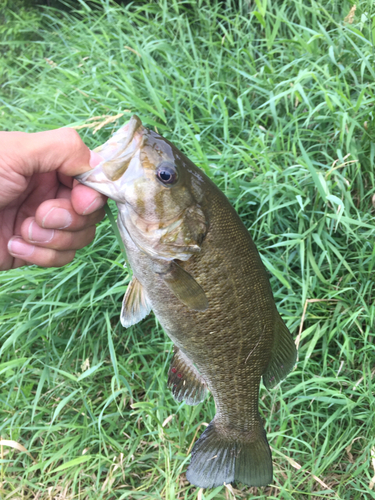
<box><xmin>75</xmin><ymin>115</ymin><xmax>297</xmax><ymax>489</ymax></box>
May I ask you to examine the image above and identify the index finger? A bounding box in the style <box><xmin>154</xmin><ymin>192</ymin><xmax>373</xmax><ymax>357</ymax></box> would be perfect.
<box><xmin>71</xmin><ymin>182</ymin><xmax>107</xmax><ymax>215</ymax></box>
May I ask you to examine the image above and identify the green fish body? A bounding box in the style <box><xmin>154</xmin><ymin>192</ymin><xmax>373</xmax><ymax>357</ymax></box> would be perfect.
<box><xmin>76</xmin><ymin>116</ymin><xmax>296</xmax><ymax>488</ymax></box>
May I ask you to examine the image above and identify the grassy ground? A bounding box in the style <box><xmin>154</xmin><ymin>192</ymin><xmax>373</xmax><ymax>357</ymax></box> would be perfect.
<box><xmin>1</xmin><ymin>0</ymin><xmax>375</xmax><ymax>498</ymax></box>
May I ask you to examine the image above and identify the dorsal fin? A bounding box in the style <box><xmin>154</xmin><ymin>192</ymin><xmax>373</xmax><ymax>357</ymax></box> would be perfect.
<box><xmin>263</xmin><ymin>315</ymin><xmax>297</xmax><ymax>389</ymax></box>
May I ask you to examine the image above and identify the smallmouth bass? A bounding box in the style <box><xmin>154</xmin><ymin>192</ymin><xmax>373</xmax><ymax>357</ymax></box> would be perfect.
<box><xmin>76</xmin><ymin>116</ymin><xmax>297</xmax><ymax>488</ymax></box>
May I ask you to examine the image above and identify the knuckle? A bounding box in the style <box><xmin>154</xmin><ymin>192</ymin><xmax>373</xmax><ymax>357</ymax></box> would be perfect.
<box><xmin>56</xmin><ymin>227</ymin><xmax>95</xmax><ymax>251</ymax></box>
<box><xmin>58</xmin><ymin>250</ymin><xmax>76</xmax><ymax>267</ymax></box>
<box><xmin>96</xmin><ymin>208</ymin><xmax>106</xmax><ymax>222</ymax></box>
<box><xmin>64</xmin><ymin>231</ymin><xmax>76</xmax><ymax>249</ymax></box>
<box><xmin>74</xmin><ymin>227</ymin><xmax>96</xmax><ymax>250</ymax></box>
<box><xmin>84</xmin><ymin>226</ymin><xmax>96</xmax><ymax>246</ymax></box>
<box><xmin>50</xmin><ymin>249</ymin><xmax>75</xmax><ymax>267</ymax></box>
<box><xmin>89</xmin><ymin>208</ymin><xmax>105</xmax><ymax>224</ymax></box>
<box><xmin>52</xmin><ymin>231</ymin><xmax>75</xmax><ymax>251</ymax></box>
<box><xmin>44</xmin><ymin>249</ymin><xmax>59</xmax><ymax>267</ymax></box>
<box><xmin>61</xmin><ymin>128</ymin><xmax>84</xmax><ymax>152</ymax></box>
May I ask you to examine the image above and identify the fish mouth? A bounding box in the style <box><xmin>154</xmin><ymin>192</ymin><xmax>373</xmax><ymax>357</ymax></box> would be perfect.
<box><xmin>98</xmin><ymin>115</ymin><xmax>143</xmax><ymax>181</ymax></box>
<box><xmin>75</xmin><ymin>115</ymin><xmax>144</xmax><ymax>201</ymax></box>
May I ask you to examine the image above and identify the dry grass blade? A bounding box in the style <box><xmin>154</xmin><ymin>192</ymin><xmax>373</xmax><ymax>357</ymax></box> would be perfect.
<box><xmin>344</xmin><ymin>5</ymin><xmax>357</xmax><ymax>23</ymax></box>
<box><xmin>295</xmin><ymin>299</ymin><xmax>339</xmax><ymax>350</ymax></box>
<box><xmin>72</xmin><ymin>113</ymin><xmax>128</xmax><ymax>133</ymax></box>
<box><xmin>162</xmin><ymin>414</ymin><xmax>175</xmax><ymax>427</ymax></box>
<box><xmin>124</xmin><ymin>46</ymin><xmax>141</xmax><ymax>58</ymax></box>
<box><xmin>224</xmin><ymin>483</ymin><xmax>236</xmax><ymax>499</ymax></box>
<box><xmin>0</xmin><ymin>439</ymin><xmax>36</xmax><ymax>463</ymax></box>
<box><xmin>186</xmin><ymin>423</ymin><xmax>209</xmax><ymax>456</ymax></box>
<box><xmin>369</xmin><ymin>447</ymin><xmax>375</xmax><ymax>490</ymax></box>
<box><xmin>352</xmin><ymin>368</ymin><xmax>375</xmax><ymax>391</ymax></box>
<box><xmin>271</xmin><ymin>447</ymin><xmax>339</xmax><ymax>496</ymax></box>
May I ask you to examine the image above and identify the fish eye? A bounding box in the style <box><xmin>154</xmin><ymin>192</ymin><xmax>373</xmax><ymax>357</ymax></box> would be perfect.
<box><xmin>156</xmin><ymin>163</ymin><xmax>178</xmax><ymax>185</ymax></box>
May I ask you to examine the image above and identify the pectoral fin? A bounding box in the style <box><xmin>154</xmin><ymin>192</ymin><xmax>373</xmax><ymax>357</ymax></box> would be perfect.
<box><xmin>121</xmin><ymin>276</ymin><xmax>152</xmax><ymax>328</ymax></box>
<box><xmin>157</xmin><ymin>261</ymin><xmax>208</xmax><ymax>311</ymax></box>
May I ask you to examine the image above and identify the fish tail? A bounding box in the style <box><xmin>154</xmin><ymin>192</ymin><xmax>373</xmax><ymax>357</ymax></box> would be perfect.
<box><xmin>186</xmin><ymin>420</ymin><xmax>272</xmax><ymax>488</ymax></box>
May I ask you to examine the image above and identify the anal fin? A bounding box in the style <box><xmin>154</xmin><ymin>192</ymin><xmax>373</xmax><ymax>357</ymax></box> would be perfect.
<box><xmin>168</xmin><ymin>346</ymin><xmax>207</xmax><ymax>405</ymax></box>
<box><xmin>263</xmin><ymin>315</ymin><xmax>297</xmax><ymax>389</ymax></box>
<box><xmin>121</xmin><ymin>276</ymin><xmax>151</xmax><ymax>328</ymax></box>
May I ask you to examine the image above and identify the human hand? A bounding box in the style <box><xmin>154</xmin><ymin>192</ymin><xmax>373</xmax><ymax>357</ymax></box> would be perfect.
<box><xmin>0</xmin><ymin>128</ymin><xmax>107</xmax><ymax>270</ymax></box>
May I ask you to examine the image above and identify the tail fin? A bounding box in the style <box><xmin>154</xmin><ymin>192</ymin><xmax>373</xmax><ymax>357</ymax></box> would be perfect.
<box><xmin>186</xmin><ymin>421</ymin><xmax>272</xmax><ymax>488</ymax></box>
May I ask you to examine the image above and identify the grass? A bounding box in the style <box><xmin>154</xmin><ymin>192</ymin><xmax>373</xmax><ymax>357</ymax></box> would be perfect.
<box><xmin>1</xmin><ymin>0</ymin><xmax>375</xmax><ymax>498</ymax></box>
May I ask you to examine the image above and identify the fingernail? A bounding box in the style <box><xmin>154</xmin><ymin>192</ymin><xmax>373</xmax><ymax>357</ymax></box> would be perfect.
<box><xmin>89</xmin><ymin>150</ymin><xmax>103</xmax><ymax>168</ymax></box>
<box><xmin>82</xmin><ymin>196</ymin><xmax>106</xmax><ymax>215</ymax></box>
<box><xmin>29</xmin><ymin>221</ymin><xmax>55</xmax><ymax>243</ymax></box>
<box><xmin>42</xmin><ymin>208</ymin><xmax>72</xmax><ymax>229</ymax></box>
<box><xmin>8</xmin><ymin>237</ymin><xmax>35</xmax><ymax>257</ymax></box>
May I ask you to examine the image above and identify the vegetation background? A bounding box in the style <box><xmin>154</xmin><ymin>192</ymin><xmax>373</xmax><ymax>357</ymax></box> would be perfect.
<box><xmin>1</xmin><ymin>0</ymin><xmax>375</xmax><ymax>498</ymax></box>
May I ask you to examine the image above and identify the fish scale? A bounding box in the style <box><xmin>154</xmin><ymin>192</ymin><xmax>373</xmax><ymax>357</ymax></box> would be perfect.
<box><xmin>76</xmin><ymin>115</ymin><xmax>297</xmax><ymax>489</ymax></box>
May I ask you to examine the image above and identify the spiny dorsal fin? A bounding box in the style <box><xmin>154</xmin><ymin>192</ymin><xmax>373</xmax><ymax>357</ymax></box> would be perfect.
<box><xmin>159</xmin><ymin>261</ymin><xmax>209</xmax><ymax>311</ymax></box>
<box><xmin>121</xmin><ymin>276</ymin><xmax>152</xmax><ymax>328</ymax></box>
<box><xmin>263</xmin><ymin>315</ymin><xmax>297</xmax><ymax>389</ymax></box>
<box><xmin>168</xmin><ymin>346</ymin><xmax>207</xmax><ymax>405</ymax></box>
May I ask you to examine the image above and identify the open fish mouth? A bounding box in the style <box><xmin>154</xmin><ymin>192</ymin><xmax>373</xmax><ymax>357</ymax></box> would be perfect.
<box><xmin>75</xmin><ymin>115</ymin><xmax>144</xmax><ymax>200</ymax></box>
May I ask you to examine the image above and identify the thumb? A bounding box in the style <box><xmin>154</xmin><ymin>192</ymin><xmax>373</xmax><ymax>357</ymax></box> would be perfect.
<box><xmin>0</xmin><ymin>128</ymin><xmax>101</xmax><ymax>178</ymax></box>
